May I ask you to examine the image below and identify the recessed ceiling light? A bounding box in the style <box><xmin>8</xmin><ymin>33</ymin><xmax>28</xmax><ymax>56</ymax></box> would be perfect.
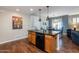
<box><xmin>30</xmin><ymin>9</ymin><xmax>33</xmax><ymax>11</ymax></box>
<box><xmin>16</xmin><ymin>9</ymin><xmax>20</xmax><ymax>12</ymax></box>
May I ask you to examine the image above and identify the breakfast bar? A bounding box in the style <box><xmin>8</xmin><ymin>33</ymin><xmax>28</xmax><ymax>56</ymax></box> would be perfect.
<box><xmin>28</xmin><ymin>30</ymin><xmax>60</xmax><ymax>53</ymax></box>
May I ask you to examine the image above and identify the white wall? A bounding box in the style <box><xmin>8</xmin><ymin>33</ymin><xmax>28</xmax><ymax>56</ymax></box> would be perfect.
<box><xmin>30</xmin><ymin>15</ymin><xmax>49</xmax><ymax>31</ymax></box>
<box><xmin>0</xmin><ymin>11</ymin><xmax>31</xmax><ymax>44</ymax></box>
<box><xmin>30</xmin><ymin>15</ymin><xmax>40</xmax><ymax>30</ymax></box>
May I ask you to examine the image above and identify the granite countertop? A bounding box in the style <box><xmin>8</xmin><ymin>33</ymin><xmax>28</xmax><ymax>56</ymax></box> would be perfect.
<box><xmin>28</xmin><ymin>30</ymin><xmax>61</xmax><ymax>36</ymax></box>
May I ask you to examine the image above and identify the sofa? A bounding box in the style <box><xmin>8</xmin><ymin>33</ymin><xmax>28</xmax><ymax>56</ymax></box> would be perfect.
<box><xmin>67</xmin><ymin>29</ymin><xmax>79</xmax><ymax>45</ymax></box>
<box><xmin>71</xmin><ymin>30</ymin><xmax>79</xmax><ymax>45</ymax></box>
<box><xmin>67</xmin><ymin>29</ymin><xmax>72</xmax><ymax>38</ymax></box>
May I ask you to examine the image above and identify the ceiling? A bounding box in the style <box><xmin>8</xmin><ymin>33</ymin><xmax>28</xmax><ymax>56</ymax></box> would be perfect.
<box><xmin>0</xmin><ymin>6</ymin><xmax>45</xmax><ymax>15</ymax></box>
<box><xmin>0</xmin><ymin>6</ymin><xmax>79</xmax><ymax>17</ymax></box>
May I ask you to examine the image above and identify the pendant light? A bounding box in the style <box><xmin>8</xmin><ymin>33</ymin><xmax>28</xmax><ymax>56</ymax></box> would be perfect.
<box><xmin>38</xmin><ymin>9</ymin><xmax>41</xmax><ymax>22</ymax></box>
<box><xmin>46</xmin><ymin>6</ymin><xmax>50</xmax><ymax>21</ymax></box>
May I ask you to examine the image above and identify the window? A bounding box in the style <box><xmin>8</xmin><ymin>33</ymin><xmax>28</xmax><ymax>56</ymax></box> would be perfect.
<box><xmin>72</xmin><ymin>17</ymin><xmax>77</xmax><ymax>24</ymax></box>
<box><xmin>72</xmin><ymin>17</ymin><xmax>79</xmax><ymax>29</ymax></box>
<box><xmin>77</xmin><ymin>17</ymin><xmax>79</xmax><ymax>23</ymax></box>
<box><xmin>72</xmin><ymin>17</ymin><xmax>79</xmax><ymax>24</ymax></box>
<box><xmin>52</xmin><ymin>18</ymin><xmax>63</xmax><ymax>30</ymax></box>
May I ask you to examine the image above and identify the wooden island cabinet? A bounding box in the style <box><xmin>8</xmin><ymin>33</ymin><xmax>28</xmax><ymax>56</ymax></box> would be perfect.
<box><xmin>44</xmin><ymin>35</ymin><xmax>57</xmax><ymax>53</ymax></box>
<box><xmin>28</xmin><ymin>30</ymin><xmax>58</xmax><ymax>53</ymax></box>
<box><xmin>28</xmin><ymin>31</ymin><xmax>36</xmax><ymax>45</ymax></box>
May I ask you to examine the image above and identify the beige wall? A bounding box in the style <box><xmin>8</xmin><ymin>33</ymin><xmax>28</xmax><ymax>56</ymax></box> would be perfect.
<box><xmin>0</xmin><ymin>11</ymin><xmax>31</xmax><ymax>44</ymax></box>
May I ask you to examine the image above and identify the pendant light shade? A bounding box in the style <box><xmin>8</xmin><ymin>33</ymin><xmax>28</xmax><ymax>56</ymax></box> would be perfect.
<box><xmin>46</xmin><ymin>16</ymin><xmax>50</xmax><ymax>21</ymax></box>
<box><xmin>46</xmin><ymin>6</ymin><xmax>50</xmax><ymax>21</ymax></box>
<box><xmin>39</xmin><ymin>9</ymin><xmax>41</xmax><ymax>22</ymax></box>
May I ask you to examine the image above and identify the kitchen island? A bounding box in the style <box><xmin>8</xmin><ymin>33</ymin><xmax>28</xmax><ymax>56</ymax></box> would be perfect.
<box><xmin>28</xmin><ymin>30</ymin><xmax>60</xmax><ymax>53</ymax></box>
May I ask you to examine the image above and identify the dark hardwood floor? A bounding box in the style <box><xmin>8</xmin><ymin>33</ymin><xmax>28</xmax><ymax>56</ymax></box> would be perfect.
<box><xmin>0</xmin><ymin>39</ymin><xmax>45</xmax><ymax>53</ymax></box>
<box><xmin>0</xmin><ymin>36</ymin><xmax>79</xmax><ymax>53</ymax></box>
<box><xmin>58</xmin><ymin>36</ymin><xmax>79</xmax><ymax>53</ymax></box>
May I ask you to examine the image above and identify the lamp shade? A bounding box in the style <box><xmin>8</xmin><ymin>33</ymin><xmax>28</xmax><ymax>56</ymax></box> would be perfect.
<box><xmin>38</xmin><ymin>9</ymin><xmax>42</xmax><ymax>22</ymax></box>
<box><xmin>39</xmin><ymin>18</ymin><xmax>41</xmax><ymax>22</ymax></box>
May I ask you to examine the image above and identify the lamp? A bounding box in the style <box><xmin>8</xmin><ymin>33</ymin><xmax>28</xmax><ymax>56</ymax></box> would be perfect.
<box><xmin>73</xmin><ymin>24</ymin><xmax>77</xmax><ymax>31</ymax></box>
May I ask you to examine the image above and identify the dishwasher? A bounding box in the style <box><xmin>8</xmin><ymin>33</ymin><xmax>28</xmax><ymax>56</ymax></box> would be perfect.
<box><xmin>36</xmin><ymin>32</ymin><xmax>44</xmax><ymax>51</ymax></box>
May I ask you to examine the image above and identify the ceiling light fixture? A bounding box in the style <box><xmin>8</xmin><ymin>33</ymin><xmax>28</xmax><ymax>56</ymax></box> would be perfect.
<box><xmin>46</xmin><ymin>6</ymin><xmax>50</xmax><ymax>21</ymax></box>
<box><xmin>16</xmin><ymin>9</ymin><xmax>20</xmax><ymax>12</ymax></box>
<box><xmin>30</xmin><ymin>9</ymin><xmax>33</xmax><ymax>11</ymax></box>
<box><xmin>38</xmin><ymin>9</ymin><xmax>42</xmax><ymax>22</ymax></box>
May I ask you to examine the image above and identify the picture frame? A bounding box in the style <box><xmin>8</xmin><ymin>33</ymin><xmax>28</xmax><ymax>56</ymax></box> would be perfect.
<box><xmin>12</xmin><ymin>16</ymin><xmax>22</xmax><ymax>29</ymax></box>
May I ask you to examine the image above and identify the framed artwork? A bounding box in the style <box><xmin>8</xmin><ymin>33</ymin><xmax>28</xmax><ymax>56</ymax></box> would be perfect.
<box><xmin>12</xmin><ymin>16</ymin><xmax>22</xmax><ymax>29</ymax></box>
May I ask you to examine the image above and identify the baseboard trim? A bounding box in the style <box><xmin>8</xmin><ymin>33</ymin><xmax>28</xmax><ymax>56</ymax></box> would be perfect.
<box><xmin>0</xmin><ymin>36</ymin><xmax>27</xmax><ymax>44</ymax></box>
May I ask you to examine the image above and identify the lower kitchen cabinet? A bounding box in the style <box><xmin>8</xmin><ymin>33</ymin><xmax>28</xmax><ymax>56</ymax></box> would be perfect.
<box><xmin>31</xmin><ymin>32</ymin><xmax>36</xmax><ymax>45</ymax></box>
<box><xmin>28</xmin><ymin>32</ymin><xmax>32</xmax><ymax>42</ymax></box>
<box><xmin>44</xmin><ymin>35</ymin><xmax>57</xmax><ymax>53</ymax></box>
<box><xmin>28</xmin><ymin>31</ymin><xmax>36</xmax><ymax>45</ymax></box>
